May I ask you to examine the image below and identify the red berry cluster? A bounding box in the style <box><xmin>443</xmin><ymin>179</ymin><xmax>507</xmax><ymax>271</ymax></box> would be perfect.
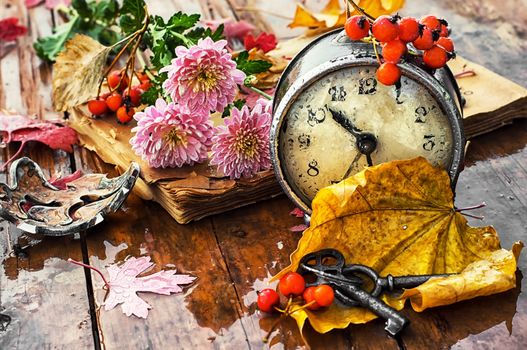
<box><xmin>257</xmin><ymin>272</ymin><xmax>335</xmax><ymax>313</ymax></box>
<box><xmin>87</xmin><ymin>70</ymin><xmax>151</xmax><ymax>124</ymax></box>
<box><xmin>344</xmin><ymin>14</ymin><xmax>455</xmax><ymax>86</ymax></box>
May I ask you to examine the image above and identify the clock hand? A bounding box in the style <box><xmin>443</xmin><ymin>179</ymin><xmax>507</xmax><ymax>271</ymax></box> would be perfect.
<box><xmin>329</xmin><ymin>108</ymin><xmax>377</xmax><ymax>166</ymax></box>
<box><xmin>342</xmin><ymin>152</ymin><xmax>362</xmax><ymax>180</ymax></box>
<box><xmin>329</xmin><ymin>108</ymin><xmax>362</xmax><ymax>138</ymax></box>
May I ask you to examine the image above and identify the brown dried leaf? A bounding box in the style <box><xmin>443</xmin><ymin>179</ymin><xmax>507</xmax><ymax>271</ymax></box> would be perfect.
<box><xmin>52</xmin><ymin>34</ymin><xmax>111</xmax><ymax>111</ymax></box>
<box><xmin>275</xmin><ymin>157</ymin><xmax>522</xmax><ymax>333</ymax></box>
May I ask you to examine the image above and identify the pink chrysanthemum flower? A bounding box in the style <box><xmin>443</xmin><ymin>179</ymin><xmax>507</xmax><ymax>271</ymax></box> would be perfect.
<box><xmin>210</xmin><ymin>99</ymin><xmax>272</xmax><ymax>179</ymax></box>
<box><xmin>160</xmin><ymin>37</ymin><xmax>245</xmax><ymax>115</ymax></box>
<box><xmin>130</xmin><ymin>99</ymin><xmax>213</xmax><ymax>168</ymax></box>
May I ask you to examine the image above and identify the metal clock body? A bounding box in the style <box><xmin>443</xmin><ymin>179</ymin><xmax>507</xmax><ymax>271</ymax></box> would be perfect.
<box><xmin>271</xmin><ymin>29</ymin><xmax>465</xmax><ymax>214</ymax></box>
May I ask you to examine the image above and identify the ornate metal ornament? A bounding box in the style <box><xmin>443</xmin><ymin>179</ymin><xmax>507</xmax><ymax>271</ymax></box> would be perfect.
<box><xmin>0</xmin><ymin>157</ymin><xmax>140</xmax><ymax>236</ymax></box>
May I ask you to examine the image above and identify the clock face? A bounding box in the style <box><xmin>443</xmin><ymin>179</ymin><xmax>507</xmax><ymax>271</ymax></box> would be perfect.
<box><xmin>278</xmin><ymin>65</ymin><xmax>454</xmax><ymax>206</ymax></box>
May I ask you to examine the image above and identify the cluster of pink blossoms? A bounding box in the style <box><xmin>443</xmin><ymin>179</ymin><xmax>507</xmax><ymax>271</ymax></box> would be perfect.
<box><xmin>130</xmin><ymin>37</ymin><xmax>272</xmax><ymax>179</ymax></box>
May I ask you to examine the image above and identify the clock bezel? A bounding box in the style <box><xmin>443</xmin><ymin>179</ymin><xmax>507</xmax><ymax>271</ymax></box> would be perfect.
<box><xmin>270</xmin><ymin>56</ymin><xmax>465</xmax><ymax>214</ymax></box>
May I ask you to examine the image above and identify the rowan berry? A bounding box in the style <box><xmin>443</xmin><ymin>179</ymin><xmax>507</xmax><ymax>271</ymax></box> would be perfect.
<box><xmin>257</xmin><ymin>289</ymin><xmax>280</xmax><ymax>313</ymax></box>
<box><xmin>116</xmin><ymin>106</ymin><xmax>135</xmax><ymax>124</ymax></box>
<box><xmin>88</xmin><ymin>99</ymin><xmax>108</xmax><ymax>116</ymax></box>
<box><xmin>436</xmin><ymin>36</ymin><xmax>454</xmax><ymax>53</ymax></box>
<box><xmin>382</xmin><ymin>39</ymin><xmax>407</xmax><ymax>63</ymax></box>
<box><xmin>372</xmin><ymin>15</ymin><xmax>399</xmax><ymax>43</ymax></box>
<box><xmin>106</xmin><ymin>93</ymin><xmax>123</xmax><ymax>112</ymax></box>
<box><xmin>345</xmin><ymin>15</ymin><xmax>371</xmax><ymax>41</ymax></box>
<box><xmin>376</xmin><ymin>62</ymin><xmax>401</xmax><ymax>86</ymax></box>
<box><xmin>124</xmin><ymin>86</ymin><xmax>144</xmax><ymax>107</ymax></box>
<box><xmin>278</xmin><ymin>272</ymin><xmax>306</xmax><ymax>297</ymax></box>
<box><xmin>302</xmin><ymin>287</ymin><xmax>321</xmax><ymax>310</ymax></box>
<box><xmin>107</xmin><ymin>70</ymin><xmax>129</xmax><ymax>91</ymax></box>
<box><xmin>412</xmin><ymin>27</ymin><xmax>436</xmax><ymax>50</ymax></box>
<box><xmin>398</xmin><ymin>17</ymin><xmax>420</xmax><ymax>43</ymax></box>
<box><xmin>423</xmin><ymin>45</ymin><xmax>448</xmax><ymax>69</ymax></box>
<box><xmin>420</xmin><ymin>15</ymin><xmax>441</xmax><ymax>30</ymax></box>
<box><xmin>314</xmin><ymin>285</ymin><xmax>335</xmax><ymax>307</ymax></box>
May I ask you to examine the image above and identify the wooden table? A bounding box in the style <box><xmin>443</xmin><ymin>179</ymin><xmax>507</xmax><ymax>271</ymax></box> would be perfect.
<box><xmin>1</xmin><ymin>0</ymin><xmax>526</xmax><ymax>349</ymax></box>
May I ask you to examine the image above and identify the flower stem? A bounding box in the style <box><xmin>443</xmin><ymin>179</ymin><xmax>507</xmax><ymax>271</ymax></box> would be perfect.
<box><xmin>68</xmin><ymin>258</ymin><xmax>110</xmax><ymax>289</ymax></box>
<box><xmin>248</xmin><ymin>85</ymin><xmax>273</xmax><ymax>100</ymax></box>
<box><xmin>172</xmin><ymin>32</ymin><xmax>194</xmax><ymax>48</ymax></box>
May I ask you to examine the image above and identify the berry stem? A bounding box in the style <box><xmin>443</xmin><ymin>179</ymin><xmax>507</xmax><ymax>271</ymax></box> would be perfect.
<box><xmin>68</xmin><ymin>258</ymin><xmax>110</xmax><ymax>289</ymax></box>
<box><xmin>346</xmin><ymin>0</ymin><xmax>376</xmax><ymax>21</ymax></box>
<box><xmin>372</xmin><ymin>39</ymin><xmax>382</xmax><ymax>65</ymax></box>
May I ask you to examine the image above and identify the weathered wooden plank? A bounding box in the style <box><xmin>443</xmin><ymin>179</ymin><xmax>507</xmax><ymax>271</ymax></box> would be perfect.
<box><xmin>77</xmin><ymin>147</ymin><xmax>249</xmax><ymax>349</ymax></box>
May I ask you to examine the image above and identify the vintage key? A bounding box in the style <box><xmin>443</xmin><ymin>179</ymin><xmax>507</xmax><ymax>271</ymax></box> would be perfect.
<box><xmin>297</xmin><ymin>249</ymin><xmax>409</xmax><ymax>336</ymax></box>
<box><xmin>342</xmin><ymin>264</ymin><xmax>453</xmax><ymax>299</ymax></box>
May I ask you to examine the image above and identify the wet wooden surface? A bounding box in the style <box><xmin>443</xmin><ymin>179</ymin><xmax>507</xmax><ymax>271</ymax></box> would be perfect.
<box><xmin>1</xmin><ymin>0</ymin><xmax>526</xmax><ymax>349</ymax></box>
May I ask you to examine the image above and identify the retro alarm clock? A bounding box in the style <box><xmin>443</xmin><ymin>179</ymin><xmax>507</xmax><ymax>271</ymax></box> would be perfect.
<box><xmin>270</xmin><ymin>29</ymin><xmax>465</xmax><ymax>214</ymax></box>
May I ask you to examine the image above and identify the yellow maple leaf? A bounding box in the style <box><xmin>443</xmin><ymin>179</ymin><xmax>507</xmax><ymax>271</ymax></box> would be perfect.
<box><xmin>288</xmin><ymin>0</ymin><xmax>405</xmax><ymax>32</ymax></box>
<box><xmin>274</xmin><ymin>157</ymin><xmax>522</xmax><ymax>333</ymax></box>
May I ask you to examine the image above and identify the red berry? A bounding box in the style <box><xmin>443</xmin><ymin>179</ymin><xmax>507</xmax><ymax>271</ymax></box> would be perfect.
<box><xmin>107</xmin><ymin>70</ymin><xmax>129</xmax><ymax>91</ymax></box>
<box><xmin>302</xmin><ymin>287</ymin><xmax>321</xmax><ymax>310</ymax></box>
<box><xmin>413</xmin><ymin>27</ymin><xmax>436</xmax><ymax>50</ymax></box>
<box><xmin>398</xmin><ymin>17</ymin><xmax>420</xmax><ymax>43</ymax></box>
<box><xmin>106</xmin><ymin>93</ymin><xmax>123</xmax><ymax>112</ymax></box>
<box><xmin>136</xmin><ymin>71</ymin><xmax>150</xmax><ymax>82</ymax></box>
<box><xmin>372</xmin><ymin>15</ymin><xmax>399</xmax><ymax>43</ymax></box>
<box><xmin>423</xmin><ymin>45</ymin><xmax>448</xmax><ymax>69</ymax></box>
<box><xmin>124</xmin><ymin>86</ymin><xmax>144</xmax><ymax>107</ymax></box>
<box><xmin>345</xmin><ymin>15</ymin><xmax>371</xmax><ymax>41</ymax></box>
<box><xmin>436</xmin><ymin>36</ymin><xmax>454</xmax><ymax>52</ymax></box>
<box><xmin>314</xmin><ymin>285</ymin><xmax>335</xmax><ymax>307</ymax></box>
<box><xmin>257</xmin><ymin>289</ymin><xmax>280</xmax><ymax>313</ymax></box>
<box><xmin>88</xmin><ymin>99</ymin><xmax>108</xmax><ymax>116</ymax></box>
<box><xmin>139</xmin><ymin>80</ymin><xmax>152</xmax><ymax>91</ymax></box>
<box><xmin>382</xmin><ymin>39</ymin><xmax>407</xmax><ymax>63</ymax></box>
<box><xmin>439</xmin><ymin>23</ymin><xmax>449</xmax><ymax>37</ymax></box>
<box><xmin>278</xmin><ymin>272</ymin><xmax>306</xmax><ymax>297</ymax></box>
<box><xmin>376</xmin><ymin>62</ymin><xmax>401</xmax><ymax>86</ymax></box>
<box><xmin>116</xmin><ymin>106</ymin><xmax>134</xmax><ymax>124</ymax></box>
<box><xmin>420</xmin><ymin>15</ymin><xmax>441</xmax><ymax>31</ymax></box>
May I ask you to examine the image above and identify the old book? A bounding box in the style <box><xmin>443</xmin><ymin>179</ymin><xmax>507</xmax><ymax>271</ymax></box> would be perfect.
<box><xmin>68</xmin><ymin>107</ymin><xmax>282</xmax><ymax>224</ymax></box>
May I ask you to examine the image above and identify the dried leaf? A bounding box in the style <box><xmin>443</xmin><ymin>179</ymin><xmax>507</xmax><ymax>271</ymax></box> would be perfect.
<box><xmin>244</xmin><ymin>32</ymin><xmax>277</xmax><ymax>53</ymax></box>
<box><xmin>52</xmin><ymin>34</ymin><xmax>111</xmax><ymax>111</ymax></box>
<box><xmin>275</xmin><ymin>157</ymin><xmax>522</xmax><ymax>333</ymax></box>
<box><xmin>0</xmin><ymin>17</ymin><xmax>28</xmax><ymax>42</ymax></box>
<box><xmin>0</xmin><ymin>113</ymin><xmax>77</xmax><ymax>169</ymax></box>
<box><xmin>288</xmin><ymin>0</ymin><xmax>405</xmax><ymax>34</ymax></box>
<box><xmin>104</xmin><ymin>256</ymin><xmax>196</xmax><ymax>318</ymax></box>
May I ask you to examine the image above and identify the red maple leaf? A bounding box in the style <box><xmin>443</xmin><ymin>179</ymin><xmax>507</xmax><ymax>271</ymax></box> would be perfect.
<box><xmin>0</xmin><ymin>113</ymin><xmax>78</xmax><ymax>170</ymax></box>
<box><xmin>244</xmin><ymin>32</ymin><xmax>278</xmax><ymax>53</ymax></box>
<box><xmin>0</xmin><ymin>17</ymin><xmax>28</xmax><ymax>42</ymax></box>
<box><xmin>49</xmin><ymin>170</ymin><xmax>82</xmax><ymax>190</ymax></box>
<box><xmin>69</xmin><ymin>256</ymin><xmax>196</xmax><ymax>318</ymax></box>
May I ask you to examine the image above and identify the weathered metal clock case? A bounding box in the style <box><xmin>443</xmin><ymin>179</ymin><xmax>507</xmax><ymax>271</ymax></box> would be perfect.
<box><xmin>271</xmin><ymin>29</ymin><xmax>465</xmax><ymax>214</ymax></box>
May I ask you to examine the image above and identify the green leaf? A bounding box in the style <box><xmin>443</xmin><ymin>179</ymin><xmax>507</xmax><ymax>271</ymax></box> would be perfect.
<box><xmin>222</xmin><ymin>99</ymin><xmax>246</xmax><ymax>118</ymax></box>
<box><xmin>71</xmin><ymin>0</ymin><xmax>92</xmax><ymax>19</ymax></box>
<box><xmin>186</xmin><ymin>24</ymin><xmax>224</xmax><ymax>45</ymax></box>
<box><xmin>120</xmin><ymin>0</ymin><xmax>146</xmax><ymax>35</ymax></box>
<box><xmin>140</xmin><ymin>86</ymin><xmax>161</xmax><ymax>105</ymax></box>
<box><xmin>34</xmin><ymin>15</ymin><xmax>80</xmax><ymax>62</ymax></box>
<box><xmin>167</xmin><ymin>12</ymin><xmax>200</xmax><ymax>31</ymax></box>
<box><xmin>94</xmin><ymin>0</ymin><xmax>119</xmax><ymax>22</ymax></box>
<box><xmin>234</xmin><ymin>51</ymin><xmax>272</xmax><ymax>75</ymax></box>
